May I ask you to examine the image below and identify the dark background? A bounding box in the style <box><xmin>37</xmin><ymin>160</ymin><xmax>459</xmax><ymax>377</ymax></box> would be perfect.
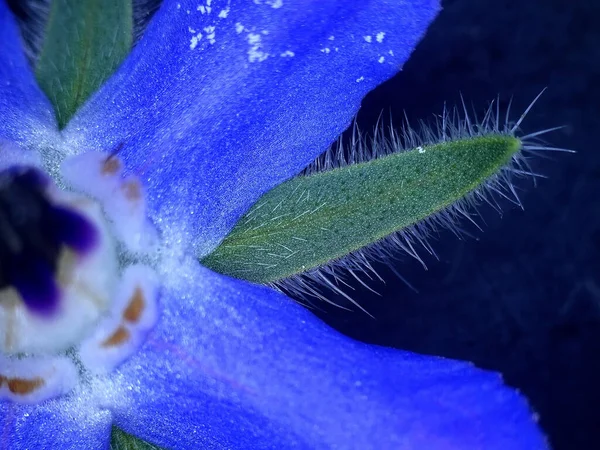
<box><xmin>316</xmin><ymin>1</ymin><xmax>600</xmax><ymax>449</ymax></box>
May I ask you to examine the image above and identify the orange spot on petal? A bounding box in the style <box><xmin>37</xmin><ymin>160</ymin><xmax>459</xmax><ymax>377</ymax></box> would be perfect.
<box><xmin>7</xmin><ymin>377</ymin><xmax>45</xmax><ymax>395</ymax></box>
<box><xmin>101</xmin><ymin>325</ymin><xmax>130</xmax><ymax>348</ymax></box>
<box><xmin>101</xmin><ymin>157</ymin><xmax>121</xmax><ymax>175</ymax></box>
<box><xmin>123</xmin><ymin>287</ymin><xmax>145</xmax><ymax>323</ymax></box>
<box><xmin>122</xmin><ymin>180</ymin><xmax>141</xmax><ymax>201</ymax></box>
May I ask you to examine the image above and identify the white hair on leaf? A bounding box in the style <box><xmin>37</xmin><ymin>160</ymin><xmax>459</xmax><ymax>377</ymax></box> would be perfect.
<box><xmin>274</xmin><ymin>89</ymin><xmax>572</xmax><ymax>313</ymax></box>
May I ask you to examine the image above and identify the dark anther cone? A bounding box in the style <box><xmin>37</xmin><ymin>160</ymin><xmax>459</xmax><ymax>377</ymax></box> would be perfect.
<box><xmin>0</xmin><ymin>166</ymin><xmax>98</xmax><ymax>315</ymax></box>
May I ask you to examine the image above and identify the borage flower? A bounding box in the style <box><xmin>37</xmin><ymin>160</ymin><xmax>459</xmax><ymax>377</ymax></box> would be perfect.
<box><xmin>1</xmin><ymin>0</ymin><xmax>548</xmax><ymax>449</ymax></box>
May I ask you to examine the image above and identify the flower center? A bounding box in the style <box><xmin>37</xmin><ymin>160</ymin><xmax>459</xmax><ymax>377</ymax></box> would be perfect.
<box><xmin>0</xmin><ymin>143</ymin><xmax>158</xmax><ymax>405</ymax></box>
<box><xmin>0</xmin><ymin>166</ymin><xmax>118</xmax><ymax>355</ymax></box>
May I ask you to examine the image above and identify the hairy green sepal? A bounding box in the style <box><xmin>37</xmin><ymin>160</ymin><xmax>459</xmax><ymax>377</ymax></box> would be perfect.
<box><xmin>202</xmin><ymin>135</ymin><xmax>521</xmax><ymax>283</ymax></box>
<box><xmin>36</xmin><ymin>0</ymin><xmax>133</xmax><ymax>128</ymax></box>
<box><xmin>110</xmin><ymin>427</ymin><xmax>163</xmax><ymax>450</ymax></box>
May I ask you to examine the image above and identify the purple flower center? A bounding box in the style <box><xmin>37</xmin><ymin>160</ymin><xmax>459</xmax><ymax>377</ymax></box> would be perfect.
<box><xmin>0</xmin><ymin>166</ymin><xmax>97</xmax><ymax>315</ymax></box>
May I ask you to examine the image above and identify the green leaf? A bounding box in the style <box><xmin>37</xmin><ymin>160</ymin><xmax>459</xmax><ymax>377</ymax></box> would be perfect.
<box><xmin>201</xmin><ymin>134</ymin><xmax>521</xmax><ymax>284</ymax></box>
<box><xmin>110</xmin><ymin>427</ymin><xmax>163</xmax><ymax>450</ymax></box>
<box><xmin>35</xmin><ymin>0</ymin><xmax>133</xmax><ymax>128</ymax></box>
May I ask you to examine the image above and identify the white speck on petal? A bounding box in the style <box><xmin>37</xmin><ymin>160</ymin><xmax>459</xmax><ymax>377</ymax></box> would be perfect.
<box><xmin>321</xmin><ymin>48</ymin><xmax>331</xmax><ymax>54</ymax></box>
<box><xmin>189</xmin><ymin>33</ymin><xmax>203</xmax><ymax>50</ymax></box>
<box><xmin>363</xmin><ymin>35</ymin><xmax>372</xmax><ymax>43</ymax></box>
<box><xmin>254</xmin><ymin>0</ymin><xmax>283</xmax><ymax>7</ymax></box>
<box><xmin>235</xmin><ymin>22</ymin><xmax>245</xmax><ymax>34</ymax></box>
<box><xmin>195</xmin><ymin>0</ymin><xmax>213</xmax><ymax>13</ymax></box>
<box><xmin>389</xmin><ymin>50</ymin><xmax>394</xmax><ymax>56</ymax></box>
<box><xmin>246</xmin><ymin>33</ymin><xmax>269</xmax><ymax>62</ymax></box>
<box><xmin>218</xmin><ymin>8</ymin><xmax>230</xmax><ymax>18</ymax></box>
<box><xmin>280</xmin><ymin>50</ymin><xmax>295</xmax><ymax>57</ymax></box>
<box><xmin>328</xmin><ymin>35</ymin><xmax>335</xmax><ymax>41</ymax></box>
<box><xmin>188</xmin><ymin>26</ymin><xmax>196</xmax><ymax>33</ymax></box>
<box><xmin>204</xmin><ymin>26</ymin><xmax>216</xmax><ymax>44</ymax></box>
<box><xmin>376</xmin><ymin>32</ymin><xmax>386</xmax><ymax>43</ymax></box>
<box><xmin>248</xmin><ymin>33</ymin><xmax>261</xmax><ymax>45</ymax></box>
<box><xmin>356</xmin><ymin>76</ymin><xmax>365</xmax><ymax>82</ymax></box>
<box><xmin>417</xmin><ymin>146</ymin><xmax>426</xmax><ymax>154</ymax></box>
<box><xmin>378</xmin><ymin>56</ymin><xmax>385</xmax><ymax>63</ymax></box>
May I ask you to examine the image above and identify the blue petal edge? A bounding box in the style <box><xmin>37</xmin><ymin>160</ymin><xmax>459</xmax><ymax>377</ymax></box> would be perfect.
<box><xmin>113</xmin><ymin>259</ymin><xmax>549</xmax><ymax>450</ymax></box>
<box><xmin>64</xmin><ymin>0</ymin><xmax>440</xmax><ymax>255</ymax></box>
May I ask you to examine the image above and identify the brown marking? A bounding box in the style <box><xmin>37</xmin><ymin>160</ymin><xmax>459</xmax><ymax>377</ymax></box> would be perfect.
<box><xmin>102</xmin><ymin>142</ymin><xmax>125</xmax><ymax>174</ymax></box>
<box><xmin>56</xmin><ymin>249</ymin><xmax>77</xmax><ymax>286</ymax></box>
<box><xmin>123</xmin><ymin>287</ymin><xmax>145</xmax><ymax>323</ymax></box>
<box><xmin>7</xmin><ymin>377</ymin><xmax>45</xmax><ymax>395</ymax></box>
<box><xmin>101</xmin><ymin>157</ymin><xmax>122</xmax><ymax>175</ymax></box>
<box><xmin>1</xmin><ymin>287</ymin><xmax>21</xmax><ymax>352</ymax></box>
<box><xmin>122</xmin><ymin>179</ymin><xmax>142</xmax><ymax>201</ymax></box>
<box><xmin>101</xmin><ymin>325</ymin><xmax>130</xmax><ymax>348</ymax></box>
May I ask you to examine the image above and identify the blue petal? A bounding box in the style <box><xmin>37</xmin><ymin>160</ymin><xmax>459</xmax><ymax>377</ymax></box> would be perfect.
<box><xmin>112</xmin><ymin>260</ymin><xmax>548</xmax><ymax>449</ymax></box>
<box><xmin>0</xmin><ymin>1</ymin><xmax>57</xmax><ymax>145</ymax></box>
<box><xmin>0</xmin><ymin>401</ymin><xmax>112</xmax><ymax>450</ymax></box>
<box><xmin>64</xmin><ymin>0</ymin><xmax>440</xmax><ymax>254</ymax></box>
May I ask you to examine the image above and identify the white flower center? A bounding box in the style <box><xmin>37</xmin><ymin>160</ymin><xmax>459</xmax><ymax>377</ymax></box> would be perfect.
<box><xmin>0</xmin><ymin>142</ymin><xmax>159</xmax><ymax>405</ymax></box>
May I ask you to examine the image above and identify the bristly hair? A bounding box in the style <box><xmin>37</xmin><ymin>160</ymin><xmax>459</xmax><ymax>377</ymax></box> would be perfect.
<box><xmin>272</xmin><ymin>89</ymin><xmax>573</xmax><ymax>315</ymax></box>
<box><xmin>7</xmin><ymin>0</ymin><xmax>163</xmax><ymax>65</ymax></box>
<box><xmin>6</xmin><ymin>0</ymin><xmax>50</xmax><ymax>63</ymax></box>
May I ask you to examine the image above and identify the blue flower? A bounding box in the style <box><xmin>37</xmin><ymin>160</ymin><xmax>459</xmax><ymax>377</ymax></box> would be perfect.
<box><xmin>0</xmin><ymin>0</ymin><xmax>548</xmax><ymax>448</ymax></box>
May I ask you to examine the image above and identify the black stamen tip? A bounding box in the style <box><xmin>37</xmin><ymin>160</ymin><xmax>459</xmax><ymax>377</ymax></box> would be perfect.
<box><xmin>10</xmin><ymin>257</ymin><xmax>60</xmax><ymax>315</ymax></box>
<box><xmin>52</xmin><ymin>205</ymin><xmax>98</xmax><ymax>253</ymax></box>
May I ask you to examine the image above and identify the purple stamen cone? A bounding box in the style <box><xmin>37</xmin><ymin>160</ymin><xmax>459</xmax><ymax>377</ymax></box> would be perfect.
<box><xmin>0</xmin><ymin>166</ymin><xmax>98</xmax><ymax>316</ymax></box>
<box><xmin>51</xmin><ymin>205</ymin><xmax>98</xmax><ymax>254</ymax></box>
<box><xmin>10</xmin><ymin>257</ymin><xmax>60</xmax><ymax>316</ymax></box>
<box><xmin>10</xmin><ymin>165</ymin><xmax>50</xmax><ymax>189</ymax></box>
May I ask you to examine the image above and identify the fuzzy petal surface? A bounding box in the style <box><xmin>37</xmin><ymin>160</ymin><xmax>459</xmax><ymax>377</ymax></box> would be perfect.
<box><xmin>0</xmin><ymin>1</ymin><xmax>57</xmax><ymax>146</ymax></box>
<box><xmin>0</xmin><ymin>402</ymin><xmax>112</xmax><ymax>450</ymax></box>
<box><xmin>112</xmin><ymin>259</ymin><xmax>549</xmax><ymax>450</ymax></box>
<box><xmin>64</xmin><ymin>0</ymin><xmax>440</xmax><ymax>254</ymax></box>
